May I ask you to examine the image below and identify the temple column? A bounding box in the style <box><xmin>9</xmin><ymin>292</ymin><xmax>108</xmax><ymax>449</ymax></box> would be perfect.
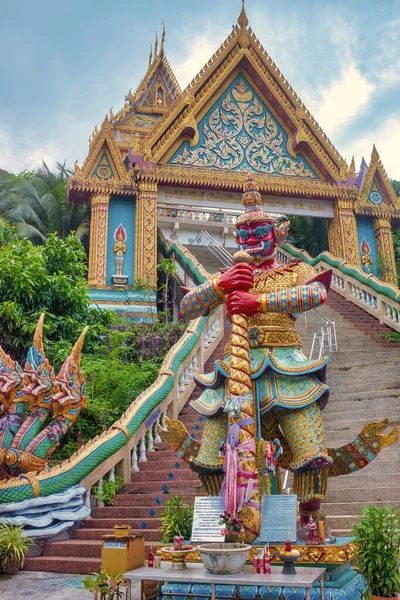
<box><xmin>328</xmin><ymin>197</ymin><xmax>360</xmax><ymax>266</ymax></box>
<box><xmin>373</xmin><ymin>217</ymin><xmax>398</xmax><ymax>286</ymax></box>
<box><xmin>88</xmin><ymin>192</ymin><xmax>110</xmax><ymax>287</ymax></box>
<box><xmin>134</xmin><ymin>180</ymin><xmax>158</xmax><ymax>287</ymax></box>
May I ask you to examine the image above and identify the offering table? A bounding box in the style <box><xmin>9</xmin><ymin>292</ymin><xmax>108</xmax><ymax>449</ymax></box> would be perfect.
<box><xmin>125</xmin><ymin>562</ymin><xmax>326</xmax><ymax>600</ymax></box>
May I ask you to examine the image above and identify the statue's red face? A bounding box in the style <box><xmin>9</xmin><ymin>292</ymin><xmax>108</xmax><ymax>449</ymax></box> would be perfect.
<box><xmin>235</xmin><ymin>221</ymin><xmax>276</xmax><ymax>260</ymax></box>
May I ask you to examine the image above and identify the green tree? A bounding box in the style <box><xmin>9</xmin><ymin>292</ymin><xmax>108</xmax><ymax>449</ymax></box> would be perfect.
<box><xmin>0</xmin><ymin>161</ymin><xmax>89</xmax><ymax>244</ymax></box>
<box><xmin>158</xmin><ymin>258</ymin><xmax>177</xmax><ymax>323</ymax></box>
<box><xmin>0</xmin><ymin>221</ymin><xmax>111</xmax><ymax>366</ymax></box>
<box><xmin>391</xmin><ymin>179</ymin><xmax>400</xmax><ymax>197</ymax></box>
<box><xmin>288</xmin><ymin>216</ymin><xmax>329</xmax><ymax>257</ymax></box>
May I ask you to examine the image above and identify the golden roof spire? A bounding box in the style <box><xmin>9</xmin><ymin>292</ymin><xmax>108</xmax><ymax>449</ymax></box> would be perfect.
<box><xmin>149</xmin><ymin>44</ymin><xmax>153</xmax><ymax>65</ymax></box>
<box><xmin>154</xmin><ymin>31</ymin><xmax>159</xmax><ymax>57</ymax></box>
<box><xmin>348</xmin><ymin>155</ymin><xmax>356</xmax><ymax>178</ymax></box>
<box><xmin>238</xmin><ymin>0</ymin><xmax>249</xmax><ymax>28</ymax></box>
<box><xmin>160</xmin><ymin>22</ymin><xmax>166</xmax><ymax>57</ymax></box>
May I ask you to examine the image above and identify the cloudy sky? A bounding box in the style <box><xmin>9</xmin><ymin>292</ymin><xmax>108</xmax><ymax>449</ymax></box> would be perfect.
<box><xmin>1</xmin><ymin>0</ymin><xmax>399</xmax><ymax>179</ymax></box>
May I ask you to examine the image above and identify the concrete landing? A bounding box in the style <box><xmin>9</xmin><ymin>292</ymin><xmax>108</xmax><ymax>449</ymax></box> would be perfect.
<box><xmin>0</xmin><ymin>571</ymin><xmax>140</xmax><ymax>599</ymax></box>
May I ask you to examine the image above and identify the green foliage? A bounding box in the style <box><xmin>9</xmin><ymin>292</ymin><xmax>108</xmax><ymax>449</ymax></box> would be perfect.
<box><xmin>0</xmin><ymin>221</ymin><xmax>112</xmax><ymax>366</ymax></box>
<box><xmin>82</xmin><ymin>569</ymin><xmax>125</xmax><ymax>599</ymax></box>
<box><xmin>380</xmin><ymin>331</ymin><xmax>400</xmax><ymax>344</ymax></box>
<box><xmin>158</xmin><ymin>258</ymin><xmax>177</xmax><ymax>323</ymax></box>
<box><xmin>391</xmin><ymin>179</ymin><xmax>400</xmax><ymax>197</ymax></box>
<box><xmin>392</xmin><ymin>228</ymin><xmax>400</xmax><ymax>287</ymax></box>
<box><xmin>160</xmin><ymin>495</ymin><xmax>194</xmax><ymax>542</ymax></box>
<box><xmin>92</xmin><ymin>475</ymin><xmax>124</xmax><ymax>506</ymax></box>
<box><xmin>52</xmin><ymin>317</ymin><xmax>185</xmax><ymax>460</ymax></box>
<box><xmin>353</xmin><ymin>505</ymin><xmax>400</xmax><ymax>598</ymax></box>
<box><xmin>288</xmin><ymin>216</ymin><xmax>329</xmax><ymax>257</ymax></box>
<box><xmin>0</xmin><ymin>161</ymin><xmax>89</xmax><ymax>244</ymax></box>
<box><xmin>0</xmin><ymin>524</ymin><xmax>34</xmax><ymax>570</ymax></box>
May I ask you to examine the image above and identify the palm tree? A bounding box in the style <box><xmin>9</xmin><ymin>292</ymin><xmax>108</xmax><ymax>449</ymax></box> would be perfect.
<box><xmin>0</xmin><ymin>161</ymin><xmax>89</xmax><ymax>243</ymax></box>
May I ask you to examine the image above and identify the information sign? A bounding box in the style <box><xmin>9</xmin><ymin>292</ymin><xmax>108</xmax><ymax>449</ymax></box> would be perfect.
<box><xmin>191</xmin><ymin>496</ymin><xmax>225</xmax><ymax>543</ymax></box>
<box><xmin>258</xmin><ymin>494</ymin><xmax>297</xmax><ymax>543</ymax></box>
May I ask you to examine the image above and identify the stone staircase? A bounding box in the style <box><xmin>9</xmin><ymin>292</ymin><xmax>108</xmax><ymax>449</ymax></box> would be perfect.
<box><xmin>23</xmin><ymin>292</ymin><xmax>400</xmax><ymax>573</ymax></box>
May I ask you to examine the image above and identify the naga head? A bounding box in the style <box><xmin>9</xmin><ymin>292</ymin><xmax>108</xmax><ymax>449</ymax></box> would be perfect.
<box><xmin>23</xmin><ymin>314</ymin><xmax>55</xmax><ymax>407</ymax></box>
<box><xmin>0</xmin><ymin>348</ymin><xmax>26</xmax><ymax>411</ymax></box>
<box><xmin>51</xmin><ymin>327</ymin><xmax>88</xmax><ymax>420</ymax></box>
<box><xmin>235</xmin><ymin>174</ymin><xmax>289</xmax><ymax>264</ymax></box>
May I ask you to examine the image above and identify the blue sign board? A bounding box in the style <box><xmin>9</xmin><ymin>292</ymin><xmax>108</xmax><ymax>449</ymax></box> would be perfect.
<box><xmin>258</xmin><ymin>494</ymin><xmax>297</xmax><ymax>543</ymax></box>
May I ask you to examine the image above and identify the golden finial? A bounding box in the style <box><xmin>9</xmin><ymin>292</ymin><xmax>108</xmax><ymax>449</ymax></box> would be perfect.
<box><xmin>238</xmin><ymin>0</ymin><xmax>249</xmax><ymax>28</ymax></box>
<box><xmin>74</xmin><ymin>159</ymin><xmax>79</xmax><ymax>173</ymax></box>
<box><xmin>149</xmin><ymin>44</ymin><xmax>153</xmax><ymax>65</ymax></box>
<box><xmin>160</xmin><ymin>22</ymin><xmax>165</xmax><ymax>57</ymax></box>
<box><xmin>109</xmin><ymin>106</ymin><xmax>115</xmax><ymax>120</ymax></box>
<box><xmin>348</xmin><ymin>156</ymin><xmax>356</xmax><ymax>178</ymax></box>
<box><xmin>94</xmin><ymin>124</ymin><xmax>99</xmax><ymax>136</ymax></box>
<box><xmin>371</xmin><ymin>144</ymin><xmax>379</xmax><ymax>162</ymax></box>
<box><xmin>154</xmin><ymin>31</ymin><xmax>159</xmax><ymax>57</ymax></box>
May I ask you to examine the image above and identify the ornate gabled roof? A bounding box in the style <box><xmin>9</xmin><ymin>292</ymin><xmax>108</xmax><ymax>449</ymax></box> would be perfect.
<box><xmin>113</xmin><ymin>25</ymin><xmax>181</xmax><ymax>127</ymax></box>
<box><xmin>356</xmin><ymin>145</ymin><xmax>400</xmax><ymax>217</ymax></box>
<box><xmin>143</xmin><ymin>4</ymin><xmax>348</xmax><ymax>184</ymax></box>
<box><xmin>69</xmin><ymin>116</ymin><xmax>134</xmax><ymax>199</ymax></box>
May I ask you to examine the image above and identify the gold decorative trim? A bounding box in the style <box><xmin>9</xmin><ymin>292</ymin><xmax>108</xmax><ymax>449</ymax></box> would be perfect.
<box><xmin>88</xmin><ymin>192</ymin><xmax>110</xmax><ymax>287</ymax></box>
<box><xmin>357</xmin><ymin>146</ymin><xmax>400</xmax><ymax>216</ymax></box>
<box><xmin>138</xmin><ymin>164</ymin><xmax>358</xmax><ymax>199</ymax></box>
<box><xmin>23</xmin><ymin>473</ymin><xmax>40</xmax><ymax>498</ymax></box>
<box><xmin>134</xmin><ymin>181</ymin><xmax>158</xmax><ymax>285</ymax></box>
<box><xmin>159</xmin><ymin>541</ymin><xmax>356</xmax><ymax>565</ymax></box>
<box><xmin>373</xmin><ymin>217</ymin><xmax>398</xmax><ymax>285</ymax></box>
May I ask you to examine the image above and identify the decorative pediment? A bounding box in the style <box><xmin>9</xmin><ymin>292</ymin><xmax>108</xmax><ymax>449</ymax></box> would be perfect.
<box><xmin>144</xmin><ymin>7</ymin><xmax>348</xmax><ymax>183</ymax></box>
<box><xmin>69</xmin><ymin>116</ymin><xmax>134</xmax><ymax>198</ymax></box>
<box><xmin>168</xmin><ymin>74</ymin><xmax>318</xmax><ymax>178</ymax></box>
<box><xmin>356</xmin><ymin>146</ymin><xmax>400</xmax><ymax>217</ymax></box>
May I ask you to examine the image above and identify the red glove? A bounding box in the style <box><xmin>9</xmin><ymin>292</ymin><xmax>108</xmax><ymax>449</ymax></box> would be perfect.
<box><xmin>226</xmin><ymin>291</ymin><xmax>261</xmax><ymax>317</ymax></box>
<box><xmin>217</xmin><ymin>263</ymin><xmax>254</xmax><ymax>293</ymax></box>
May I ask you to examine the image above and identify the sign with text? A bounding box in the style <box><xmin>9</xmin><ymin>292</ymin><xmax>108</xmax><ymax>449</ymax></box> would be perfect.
<box><xmin>258</xmin><ymin>494</ymin><xmax>297</xmax><ymax>543</ymax></box>
<box><xmin>158</xmin><ymin>187</ymin><xmax>333</xmax><ymax>219</ymax></box>
<box><xmin>191</xmin><ymin>496</ymin><xmax>225</xmax><ymax>543</ymax></box>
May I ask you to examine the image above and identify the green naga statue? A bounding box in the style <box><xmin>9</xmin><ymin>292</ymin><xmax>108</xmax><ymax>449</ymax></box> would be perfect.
<box><xmin>0</xmin><ymin>314</ymin><xmax>88</xmax><ymax>477</ymax></box>
<box><xmin>160</xmin><ymin>174</ymin><xmax>398</xmax><ymax>543</ymax></box>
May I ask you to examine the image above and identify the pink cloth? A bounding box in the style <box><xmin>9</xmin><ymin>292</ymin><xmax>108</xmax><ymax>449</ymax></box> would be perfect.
<box><xmin>223</xmin><ymin>439</ymin><xmax>256</xmax><ymax>517</ymax></box>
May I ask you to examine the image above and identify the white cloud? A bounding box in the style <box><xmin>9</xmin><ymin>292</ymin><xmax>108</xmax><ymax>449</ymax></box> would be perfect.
<box><xmin>342</xmin><ymin>117</ymin><xmax>400</xmax><ymax>181</ymax></box>
<box><xmin>309</xmin><ymin>64</ymin><xmax>376</xmax><ymax>135</ymax></box>
<box><xmin>171</xmin><ymin>23</ymin><xmax>227</xmax><ymax>90</ymax></box>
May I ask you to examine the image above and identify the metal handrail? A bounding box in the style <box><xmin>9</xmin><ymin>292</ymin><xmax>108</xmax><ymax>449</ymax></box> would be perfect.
<box><xmin>192</xmin><ymin>230</ymin><xmax>233</xmax><ymax>269</ymax></box>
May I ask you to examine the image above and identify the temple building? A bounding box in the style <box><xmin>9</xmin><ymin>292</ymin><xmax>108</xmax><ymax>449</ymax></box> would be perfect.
<box><xmin>69</xmin><ymin>4</ymin><xmax>400</xmax><ymax>320</ymax></box>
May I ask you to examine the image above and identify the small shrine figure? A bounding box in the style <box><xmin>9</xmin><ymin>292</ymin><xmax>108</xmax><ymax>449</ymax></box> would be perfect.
<box><xmin>112</xmin><ymin>224</ymin><xmax>128</xmax><ymax>287</ymax></box>
<box><xmin>265</xmin><ymin>438</ymin><xmax>282</xmax><ymax>475</ymax></box>
<box><xmin>361</xmin><ymin>238</ymin><xmax>373</xmax><ymax>273</ymax></box>
<box><xmin>306</xmin><ymin>516</ymin><xmax>319</xmax><ymax>545</ymax></box>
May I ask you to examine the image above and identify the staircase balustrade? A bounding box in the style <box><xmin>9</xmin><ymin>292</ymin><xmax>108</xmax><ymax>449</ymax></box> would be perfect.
<box><xmin>277</xmin><ymin>246</ymin><xmax>400</xmax><ymax>333</ymax></box>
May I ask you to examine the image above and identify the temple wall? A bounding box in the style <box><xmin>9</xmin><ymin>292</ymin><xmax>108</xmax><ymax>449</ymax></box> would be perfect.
<box><xmin>106</xmin><ymin>195</ymin><xmax>136</xmax><ymax>286</ymax></box>
<box><xmin>356</xmin><ymin>216</ymin><xmax>380</xmax><ymax>278</ymax></box>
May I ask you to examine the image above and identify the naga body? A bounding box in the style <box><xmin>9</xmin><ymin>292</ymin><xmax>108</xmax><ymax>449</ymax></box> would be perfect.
<box><xmin>160</xmin><ymin>175</ymin><xmax>398</xmax><ymax>542</ymax></box>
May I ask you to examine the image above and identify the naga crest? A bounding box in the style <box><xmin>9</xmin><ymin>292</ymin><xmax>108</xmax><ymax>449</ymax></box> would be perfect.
<box><xmin>23</xmin><ymin>314</ymin><xmax>55</xmax><ymax>407</ymax></box>
<box><xmin>0</xmin><ymin>348</ymin><xmax>25</xmax><ymax>412</ymax></box>
<box><xmin>52</xmin><ymin>326</ymin><xmax>88</xmax><ymax>421</ymax></box>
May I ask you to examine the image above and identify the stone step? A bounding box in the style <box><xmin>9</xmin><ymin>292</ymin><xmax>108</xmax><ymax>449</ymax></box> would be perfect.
<box><xmin>74</xmin><ymin>527</ymin><xmax>162</xmax><ymax>542</ymax></box>
<box><xmin>323</xmin><ymin>414</ymin><xmax>400</xmax><ymax>434</ymax></box>
<box><xmin>328</xmin><ymin>468</ymin><xmax>400</xmax><ymax>485</ymax></box>
<box><xmin>122</xmin><ymin>481</ymin><xmax>203</xmax><ymax>493</ymax></box>
<box><xmin>113</xmin><ymin>493</ymin><xmax>197</xmax><ymax>507</ymax></box>
<box><xmin>43</xmin><ymin>539</ymin><xmax>103</xmax><ymax>559</ymax></box>
<box><xmin>24</xmin><ymin>556</ymin><xmax>101</xmax><ymax>575</ymax></box>
<box><xmin>327</xmin><ymin>486</ymin><xmax>398</xmax><ymax>503</ymax></box>
<box><xmin>321</xmin><ymin>500</ymin><xmax>400</xmax><ymax>515</ymax></box>
<box><xmin>132</xmin><ymin>470</ymin><xmax>199</xmax><ymax>483</ymax></box>
<box><xmin>92</xmin><ymin>506</ymin><xmax>163</xmax><ymax>519</ymax></box>
<box><xmin>81</xmin><ymin>517</ymin><xmax>162</xmax><ymax>530</ymax></box>
<box><xmin>138</xmin><ymin>460</ymin><xmax>192</xmax><ymax>470</ymax></box>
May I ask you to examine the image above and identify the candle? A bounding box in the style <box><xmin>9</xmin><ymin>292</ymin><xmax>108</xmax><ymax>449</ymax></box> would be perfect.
<box><xmin>318</xmin><ymin>520</ymin><xmax>325</xmax><ymax>544</ymax></box>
